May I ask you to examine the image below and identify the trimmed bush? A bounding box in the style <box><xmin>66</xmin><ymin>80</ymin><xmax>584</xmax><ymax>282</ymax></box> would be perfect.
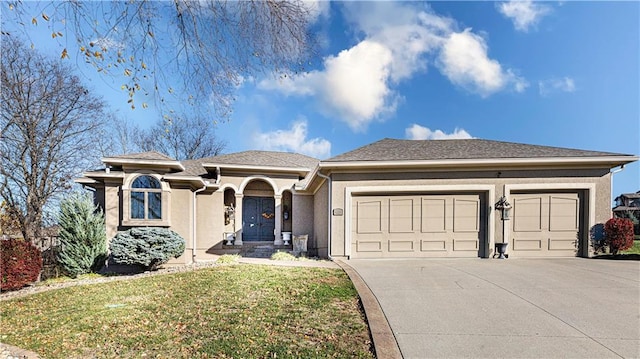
<box><xmin>604</xmin><ymin>218</ymin><xmax>634</xmax><ymax>255</ymax></box>
<box><xmin>1</xmin><ymin>239</ymin><xmax>43</xmax><ymax>291</ymax></box>
<box><xmin>57</xmin><ymin>192</ymin><xmax>108</xmax><ymax>277</ymax></box>
<box><xmin>110</xmin><ymin>227</ymin><xmax>185</xmax><ymax>270</ymax></box>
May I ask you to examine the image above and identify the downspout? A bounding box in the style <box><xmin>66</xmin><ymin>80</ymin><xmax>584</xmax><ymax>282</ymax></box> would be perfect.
<box><xmin>316</xmin><ymin>171</ymin><xmax>333</xmax><ymax>260</ymax></box>
<box><xmin>192</xmin><ymin>181</ymin><xmax>208</xmax><ymax>264</ymax></box>
<box><xmin>610</xmin><ymin>164</ymin><xmax>625</xmax><ymax>215</ymax></box>
<box><xmin>216</xmin><ymin>166</ymin><xmax>221</xmax><ymax>185</ymax></box>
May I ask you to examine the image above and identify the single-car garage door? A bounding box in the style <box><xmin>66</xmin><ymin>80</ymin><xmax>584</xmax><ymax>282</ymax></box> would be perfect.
<box><xmin>351</xmin><ymin>193</ymin><xmax>486</xmax><ymax>258</ymax></box>
<box><xmin>510</xmin><ymin>192</ymin><xmax>582</xmax><ymax>257</ymax></box>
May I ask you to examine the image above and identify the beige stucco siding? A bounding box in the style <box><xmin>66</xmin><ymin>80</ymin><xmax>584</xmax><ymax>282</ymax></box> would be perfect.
<box><xmin>194</xmin><ymin>190</ymin><xmax>223</xmax><ymax>260</ymax></box>
<box><xmin>103</xmin><ymin>182</ymin><xmax>121</xmax><ymax>240</ymax></box>
<box><xmin>313</xmin><ymin>181</ymin><xmax>329</xmax><ymax>258</ymax></box>
<box><xmin>169</xmin><ymin>187</ymin><xmax>193</xmax><ymax>264</ymax></box>
<box><xmin>292</xmin><ymin>193</ymin><xmax>314</xmax><ymax>253</ymax></box>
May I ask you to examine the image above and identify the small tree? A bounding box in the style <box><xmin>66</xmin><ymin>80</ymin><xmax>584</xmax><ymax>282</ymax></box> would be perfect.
<box><xmin>604</xmin><ymin>218</ymin><xmax>634</xmax><ymax>255</ymax></box>
<box><xmin>1</xmin><ymin>239</ymin><xmax>42</xmax><ymax>291</ymax></box>
<box><xmin>57</xmin><ymin>192</ymin><xmax>108</xmax><ymax>278</ymax></box>
<box><xmin>110</xmin><ymin>227</ymin><xmax>185</xmax><ymax>271</ymax></box>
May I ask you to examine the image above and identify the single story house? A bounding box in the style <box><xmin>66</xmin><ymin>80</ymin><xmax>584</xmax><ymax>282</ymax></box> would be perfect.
<box><xmin>77</xmin><ymin>138</ymin><xmax>637</xmax><ymax>262</ymax></box>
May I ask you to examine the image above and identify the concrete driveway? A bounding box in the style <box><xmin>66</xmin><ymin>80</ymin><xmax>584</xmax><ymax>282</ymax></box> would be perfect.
<box><xmin>346</xmin><ymin>258</ymin><xmax>640</xmax><ymax>359</ymax></box>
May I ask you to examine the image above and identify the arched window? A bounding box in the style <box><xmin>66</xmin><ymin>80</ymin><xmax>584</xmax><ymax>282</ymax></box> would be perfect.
<box><xmin>131</xmin><ymin>175</ymin><xmax>162</xmax><ymax>220</ymax></box>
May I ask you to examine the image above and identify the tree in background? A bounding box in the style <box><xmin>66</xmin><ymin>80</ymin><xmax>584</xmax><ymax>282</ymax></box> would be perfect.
<box><xmin>2</xmin><ymin>1</ymin><xmax>318</xmax><ymax>119</ymax></box>
<box><xmin>57</xmin><ymin>192</ymin><xmax>108</xmax><ymax>278</ymax></box>
<box><xmin>0</xmin><ymin>201</ymin><xmax>22</xmax><ymax>237</ymax></box>
<box><xmin>136</xmin><ymin>115</ymin><xmax>227</xmax><ymax>160</ymax></box>
<box><xmin>0</xmin><ymin>37</ymin><xmax>106</xmax><ymax>240</ymax></box>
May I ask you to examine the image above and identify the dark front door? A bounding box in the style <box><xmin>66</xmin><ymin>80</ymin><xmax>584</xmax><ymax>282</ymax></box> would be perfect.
<box><xmin>243</xmin><ymin>196</ymin><xmax>275</xmax><ymax>241</ymax></box>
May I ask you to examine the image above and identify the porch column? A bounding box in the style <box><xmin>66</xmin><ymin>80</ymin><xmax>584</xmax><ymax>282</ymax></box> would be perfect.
<box><xmin>274</xmin><ymin>194</ymin><xmax>283</xmax><ymax>245</ymax></box>
<box><xmin>234</xmin><ymin>193</ymin><xmax>244</xmax><ymax>245</ymax></box>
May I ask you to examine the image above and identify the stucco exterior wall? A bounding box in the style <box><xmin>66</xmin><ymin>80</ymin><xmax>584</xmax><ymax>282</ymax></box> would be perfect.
<box><xmin>292</xmin><ymin>193</ymin><xmax>314</xmax><ymax>254</ymax></box>
<box><xmin>195</xmin><ymin>189</ymin><xmax>224</xmax><ymax>261</ymax></box>
<box><xmin>313</xmin><ymin>181</ymin><xmax>329</xmax><ymax>258</ymax></box>
<box><xmin>329</xmin><ymin>167</ymin><xmax>612</xmax><ymax>258</ymax></box>
<box><xmin>103</xmin><ymin>181</ymin><xmax>121</xmax><ymax>241</ymax></box>
<box><xmin>169</xmin><ymin>186</ymin><xmax>193</xmax><ymax>264</ymax></box>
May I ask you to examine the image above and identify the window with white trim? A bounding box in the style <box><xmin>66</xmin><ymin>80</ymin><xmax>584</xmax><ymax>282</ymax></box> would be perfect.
<box><xmin>131</xmin><ymin>175</ymin><xmax>162</xmax><ymax>220</ymax></box>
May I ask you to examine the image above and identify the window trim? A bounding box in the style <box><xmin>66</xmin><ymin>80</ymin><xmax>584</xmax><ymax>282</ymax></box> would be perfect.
<box><xmin>122</xmin><ymin>173</ymin><xmax>171</xmax><ymax>227</ymax></box>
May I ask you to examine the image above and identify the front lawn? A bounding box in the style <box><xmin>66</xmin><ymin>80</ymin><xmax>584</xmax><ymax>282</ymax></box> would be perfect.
<box><xmin>1</xmin><ymin>265</ymin><xmax>374</xmax><ymax>358</ymax></box>
<box><xmin>621</xmin><ymin>240</ymin><xmax>640</xmax><ymax>255</ymax></box>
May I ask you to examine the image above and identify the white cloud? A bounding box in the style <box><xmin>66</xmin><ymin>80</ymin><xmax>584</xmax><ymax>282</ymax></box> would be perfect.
<box><xmin>437</xmin><ymin>29</ymin><xmax>528</xmax><ymax>96</ymax></box>
<box><xmin>303</xmin><ymin>0</ymin><xmax>331</xmax><ymax>23</ymax></box>
<box><xmin>260</xmin><ymin>2</ymin><xmax>527</xmax><ymax>132</ymax></box>
<box><xmin>497</xmin><ymin>1</ymin><xmax>551</xmax><ymax>32</ymax></box>
<box><xmin>539</xmin><ymin>77</ymin><xmax>576</xmax><ymax>96</ymax></box>
<box><xmin>405</xmin><ymin>124</ymin><xmax>473</xmax><ymax>140</ymax></box>
<box><xmin>253</xmin><ymin>120</ymin><xmax>331</xmax><ymax>159</ymax></box>
<box><xmin>260</xmin><ymin>40</ymin><xmax>398</xmax><ymax>132</ymax></box>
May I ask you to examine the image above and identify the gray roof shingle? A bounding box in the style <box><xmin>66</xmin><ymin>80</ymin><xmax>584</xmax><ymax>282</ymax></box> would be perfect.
<box><xmin>107</xmin><ymin>151</ymin><xmax>176</xmax><ymax>161</ymax></box>
<box><xmin>202</xmin><ymin>151</ymin><xmax>319</xmax><ymax>169</ymax></box>
<box><xmin>325</xmin><ymin>138</ymin><xmax>629</xmax><ymax>162</ymax></box>
<box><xmin>176</xmin><ymin>151</ymin><xmax>319</xmax><ymax>176</ymax></box>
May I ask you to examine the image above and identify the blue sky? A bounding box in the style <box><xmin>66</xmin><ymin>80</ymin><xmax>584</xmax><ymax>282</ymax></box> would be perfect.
<box><xmin>4</xmin><ymin>1</ymin><xmax>639</xmax><ymax>199</ymax></box>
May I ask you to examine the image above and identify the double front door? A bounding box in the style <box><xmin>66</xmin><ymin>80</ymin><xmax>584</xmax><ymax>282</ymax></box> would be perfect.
<box><xmin>242</xmin><ymin>196</ymin><xmax>275</xmax><ymax>241</ymax></box>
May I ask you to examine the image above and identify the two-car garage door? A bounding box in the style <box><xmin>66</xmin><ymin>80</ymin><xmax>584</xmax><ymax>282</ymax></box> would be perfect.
<box><xmin>351</xmin><ymin>191</ymin><xmax>583</xmax><ymax>259</ymax></box>
<box><xmin>351</xmin><ymin>193</ymin><xmax>486</xmax><ymax>258</ymax></box>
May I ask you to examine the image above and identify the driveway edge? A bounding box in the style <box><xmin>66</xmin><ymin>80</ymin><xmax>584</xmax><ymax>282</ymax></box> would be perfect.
<box><xmin>336</xmin><ymin>260</ymin><xmax>403</xmax><ymax>359</ymax></box>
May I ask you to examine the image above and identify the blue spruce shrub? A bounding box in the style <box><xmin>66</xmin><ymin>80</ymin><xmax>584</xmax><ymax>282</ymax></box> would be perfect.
<box><xmin>109</xmin><ymin>227</ymin><xmax>185</xmax><ymax>270</ymax></box>
<box><xmin>57</xmin><ymin>192</ymin><xmax>108</xmax><ymax>278</ymax></box>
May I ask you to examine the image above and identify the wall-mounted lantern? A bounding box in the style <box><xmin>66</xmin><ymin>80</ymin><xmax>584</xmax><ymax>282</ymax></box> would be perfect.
<box><xmin>283</xmin><ymin>205</ymin><xmax>289</xmax><ymax>221</ymax></box>
<box><xmin>495</xmin><ymin>196</ymin><xmax>512</xmax><ymax>221</ymax></box>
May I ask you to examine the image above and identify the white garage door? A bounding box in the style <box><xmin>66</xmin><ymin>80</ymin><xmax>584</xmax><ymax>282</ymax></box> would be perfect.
<box><xmin>351</xmin><ymin>193</ymin><xmax>486</xmax><ymax>258</ymax></box>
<box><xmin>510</xmin><ymin>192</ymin><xmax>581</xmax><ymax>257</ymax></box>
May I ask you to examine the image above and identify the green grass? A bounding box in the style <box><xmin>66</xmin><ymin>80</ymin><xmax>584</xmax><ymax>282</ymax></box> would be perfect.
<box><xmin>621</xmin><ymin>240</ymin><xmax>640</xmax><ymax>255</ymax></box>
<box><xmin>1</xmin><ymin>265</ymin><xmax>374</xmax><ymax>358</ymax></box>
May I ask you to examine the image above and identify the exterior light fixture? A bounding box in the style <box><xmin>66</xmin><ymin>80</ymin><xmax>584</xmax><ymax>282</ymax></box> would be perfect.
<box><xmin>495</xmin><ymin>196</ymin><xmax>512</xmax><ymax>221</ymax></box>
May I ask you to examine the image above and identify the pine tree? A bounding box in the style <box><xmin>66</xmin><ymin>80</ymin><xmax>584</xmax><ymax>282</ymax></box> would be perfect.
<box><xmin>57</xmin><ymin>192</ymin><xmax>107</xmax><ymax>277</ymax></box>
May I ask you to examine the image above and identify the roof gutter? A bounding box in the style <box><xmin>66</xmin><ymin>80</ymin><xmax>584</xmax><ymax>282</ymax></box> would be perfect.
<box><xmin>319</xmin><ymin>156</ymin><xmax>639</xmax><ymax>170</ymax></box>
<box><xmin>610</xmin><ymin>164</ymin><xmax>626</xmax><ymax>214</ymax></box>
<box><xmin>316</xmin><ymin>171</ymin><xmax>333</xmax><ymax>261</ymax></box>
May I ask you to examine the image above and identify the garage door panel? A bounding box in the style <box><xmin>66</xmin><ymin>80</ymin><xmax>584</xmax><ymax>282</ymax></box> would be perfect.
<box><xmin>549</xmin><ymin>195</ymin><xmax>579</xmax><ymax>231</ymax></box>
<box><xmin>549</xmin><ymin>238</ymin><xmax>577</xmax><ymax>251</ymax></box>
<box><xmin>421</xmin><ymin>197</ymin><xmax>447</xmax><ymax>233</ymax></box>
<box><xmin>513</xmin><ymin>197</ymin><xmax>543</xmax><ymax>232</ymax></box>
<box><xmin>389</xmin><ymin>198</ymin><xmax>415</xmax><ymax>233</ymax></box>
<box><xmin>357</xmin><ymin>241</ymin><xmax>383</xmax><ymax>252</ymax></box>
<box><xmin>453</xmin><ymin>239</ymin><xmax>478</xmax><ymax>251</ymax></box>
<box><xmin>356</xmin><ymin>200</ymin><xmax>383</xmax><ymax>233</ymax></box>
<box><xmin>388</xmin><ymin>240</ymin><xmax>415</xmax><ymax>252</ymax></box>
<box><xmin>420</xmin><ymin>240</ymin><xmax>447</xmax><ymax>251</ymax></box>
<box><xmin>512</xmin><ymin>238</ymin><xmax>542</xmax><ymax>251</ymax></box>
<box><xmin>453</xmin><ymin>198</ymin><xmax>480</xmax><ymax>232</ymax></box>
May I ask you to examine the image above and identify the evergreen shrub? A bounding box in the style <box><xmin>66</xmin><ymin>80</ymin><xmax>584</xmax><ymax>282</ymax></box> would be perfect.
<box><xmin>604</xmin><ymin>218</ymin><xmax>634</xmax><ymax>255</ymax></box>
<box><xmin>1</xmin><ymin>239</ymin><xmax>42</xmax><ymax>291</ymax></box>
<box><xmin>110</xmin><ymin>227</ymin><xmax>185</xmax><ymax>270</ymax></box>
<box><xmin>57</xmin><ymin>192</ymin><xmax>108</xmax><ymax>277</ymax></box>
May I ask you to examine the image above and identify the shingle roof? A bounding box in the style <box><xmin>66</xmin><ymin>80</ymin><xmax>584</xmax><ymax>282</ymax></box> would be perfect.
<box><xmin>107</xmin><ymin>151</ymin><xmax>176</xmax><ymax>161</ymax></box>
<box><xmin>325</xmin><ymin>138</ymin><xmax>629</xmax><ymax>162</ymax></box>
<box><xmin>202</xmin><ymin>151</ymin><xmax>319</xmax><ymax>169</ymax></box>
<box><xmin>176</xmin><ymin>151</ymin><xmax>319</xmax><ymax>176</ymax></box>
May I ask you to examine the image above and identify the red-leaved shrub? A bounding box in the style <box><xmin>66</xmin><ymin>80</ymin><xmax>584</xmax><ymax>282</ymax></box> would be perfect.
<box><xmin>1</xmin><ymin>238</ymin><xmax>43</xmax><ymax>291</ymax></box>
<box><xmin>604</xmin><ymin>218</ymin><xmax>635</xmax><ymax>255</ymax></box>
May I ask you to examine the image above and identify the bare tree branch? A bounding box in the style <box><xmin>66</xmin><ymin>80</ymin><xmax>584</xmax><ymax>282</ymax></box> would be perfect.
<box><xmin>2</xmin><ymin>0</ymin><xmax>317</xmax><ymax>120</ymax></box>
<box><xmin>1</xmin><ymin>37</ymin><xmax>106</xmax><ymax>240</ymax></box>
